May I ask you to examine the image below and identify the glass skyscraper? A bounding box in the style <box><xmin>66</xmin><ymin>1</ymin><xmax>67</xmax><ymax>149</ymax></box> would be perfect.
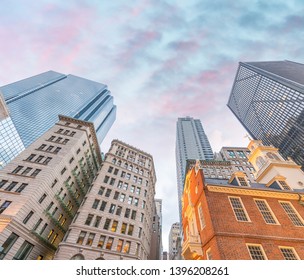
<box><xmin>0</xmin><ymin>70</ymin><xmax>116</xmax><ymax>167</ymax></box>
<box><xmin>227</xmin><ymin>60</ymin><xmax>304</xmax><ymax>169</ymax></box>
<box><xmin>175</xmin><ymin>117</ymin><xmax>213</xmax><ymax>221</ymax></box>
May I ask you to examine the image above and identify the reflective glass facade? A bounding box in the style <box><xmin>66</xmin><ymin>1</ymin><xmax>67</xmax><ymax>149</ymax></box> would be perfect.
<box><xmin>175</xmin><ymin>117</ymin><xmax>213</xmax><ymax>222</ymax></box>
<box><xmin>0</xmin><ymin>70</ymin><xmax>116</xmax><ymax>167</ymax></box>
<box><xmin>228</xmin><ymin>61</ymin><xmax>304</xmax><ymax>169</ymax></box>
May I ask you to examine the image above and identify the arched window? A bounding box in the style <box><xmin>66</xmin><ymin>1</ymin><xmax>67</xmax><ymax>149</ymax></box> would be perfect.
<box><xmin>266</xmin><ymin>152</ymin><xmax>280</xmax><ymax>161</ymax></box>
<box><xmin>112</xmin><ymin>158</ymin><xmax>116</xmax><ymax>164</ymax></box>
<box><xmin>135</xmin><ymin>167</ymin><xmax>139</xmax><ymax>174</ymax></box>
<box><xmin>70</xmin><ymin>254</ymin><xmax>85</xmax><ymax>260</ymax></box>
<box><xmin>256</xmin><ymin>156</ymin><xmax>266</xmax><ymax>169</ymax></box>
<box><xmin>128</xmin><ymin>165</ymin><xmax>133</xmax><ymax>171</ymax></box>
<box><xmin>117</xmin><ymin>160</ymin><xmax>121</xmax><ymax>166</ymax></box>
<box><xmin>124</xmin><ymin>163</ymin><xmax>128</xmax><ymax>169</ymax></box>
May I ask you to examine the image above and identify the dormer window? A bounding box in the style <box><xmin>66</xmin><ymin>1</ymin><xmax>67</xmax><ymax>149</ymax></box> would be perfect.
<box><xmin>238</xmin><ymin>177</ymin><xmax>249</xmax><ymax>187</ymax></box>
<box><xmin>278</xmin><ymin>180</ymin><xmax>291</xmax><ymax>190</ymax></box>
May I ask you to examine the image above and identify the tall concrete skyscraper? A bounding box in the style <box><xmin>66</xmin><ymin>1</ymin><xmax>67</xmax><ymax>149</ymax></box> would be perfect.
<box><xmin>227</xmin><ymin>60</ymin><xmax>304</xmax><ymax>169</ymax></box>
<box><xmin>175</xmin><ymin>117</ymin><xmax>213</xmax><ymax>221</ymax></box>
<box><xmin>0</xmin><ymin>71</ymin><xmax>116</xmax><ymax>167</ymax></box>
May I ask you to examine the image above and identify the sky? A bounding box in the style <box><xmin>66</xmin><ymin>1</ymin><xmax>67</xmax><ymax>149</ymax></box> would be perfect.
<box><xmin>1</xmin><ymin>0</ymin><xmax>304</xmax><ymax>252</ymax></box>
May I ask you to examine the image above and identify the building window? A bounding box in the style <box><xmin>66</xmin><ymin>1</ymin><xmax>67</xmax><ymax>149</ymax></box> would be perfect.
<box><xmin>119</xmin><ymin>194</ymin><xmax>126</xmax><ymax>202</ymax></box>
<box><xmin>109</xmin><ymin>204</ymin><xmax>116</xmax><ymax>214</ymax></box>
<box><xmin>26</xmin><ymin>154</ymin><xmax>36</xmax><ymax>161</ymax></box>
<box><xmin>198</xmin><ymin>204</ymin><xmax>206</xmax><ymax>229</ymax></box>
<box><xmin>105</xmin><ymin>189</ymin><xmax>112</xmax><ymax>197</ymax></box>
<box><xmin>12</xmin><ymin>165</ymin><xmax>23</xmax><ymax>174</ymax></box>
<box><xmin>31</xmin><ymin>169</ymin><xmax>41</xmax><ymax>177</ymax></box>
<box><xmin>98</xmin><ymin>187</ymin><xmax>105</xmax><ymax>195</ymax></box>
<box><xmin>97</xmin><ymin>235</ymin><xmax>106</xmax><ymax>248</ymax></box>
<box><xmin>280</xmin><ymin>201</ymin><xmax>304</xmax><ymax>226</ymax></box>
<box><xmin>5</xmin><ymin>181</ymin><xmax>18</xmax><ymax>191</ymax></box>
<box><xmin>43</xmin><ymin>157</ymin><xmax>52</xmax><ymax>164</ymax></box>
<box><xmin>0</xmin><ymin>232</ymin><xmax>19</xmax><ymax>260</ymax></box>
<box><xmin>111</xmin><ymin>220</ymin><xmax>118</xmax><ymax>232</ymax></box>
<box><xmin>0</xmin><ymin>201</ymin><xmax>11</xmax><ymax>214</ymax></box>
<box><xmin>47</xmin><ymin>229</ymin><xmax>54</xmax><ymax>240</ymax></box>
<box><xmin>61</xmin><ymin>167</ymin><xmax>66</xmax><ymax>175</ymax></box>
<box><xmin>85</xmin><ymin>214</ymin><xmax>94</xmax><ymax>226</ymax></box>
<box><xmin>13</xmin><ymin>241</ymin><xmax>34</xmax><ymax>260</ymax></box>
<box><xmin>237</xmin><ymin>177</ymin><xmax>248</xmax><ymax>187</ymax></box>
<box><xmin>104</xmin><ymin>176</ymin><xmax>109</xmax><ymax>184</ymax></box>
<box><xmin>247</xmin><ymin>244</ymin><xmax>267</xmax><ymax>260</ymax></box>
<box><xmin>54</xmin><ymin>147</ymin><xmax>61</xmax><ymax>154</ymax></box>
<box><xmin>131</xmin><ymin>210</ymin><xmax>137</xmax><ymax>220</ymax></box>
<box><xmin>94</xmin><ymin>216</ymin><xmax>102</xmax><ymax>228</ymax></box>
<box><xmin>16</xmin><ymin>183</ymin><xmax>28</xmax><ymax>193</ymax></box>
<box><xmin>255</xmin><ymin>199</ymin><xmax>278</xmax><ymax>224</ymax></box>
<box><xmin>38</xmin><ymin>193</ymin><xmax>47</xmax><ymax>204</ymax></box>
<box><xmin>116</xmin><ymin>206</ymin><xmax>122</xmax><ymax>216</ymax></box>
<box><xmin>113</xmin><ymin>191</ymin><xmax>119</xmax><ymax>200</ymax></box>
<box><xmin>51</xmin><ymin>233</ymin><xmax>58</xmax><ymax>244</ymax></box>
<box><xmin>116</xmin><ymin>239</ymin><xmax>123</xmax><ymax>252</ymax></box>
<box><xmin>51</xmin><ymin>179</ymin><xmax>58</xmax><ymax>188</ymax></box>
<box><xmin>279</xmin><ymin>247</ymin><xmax>299</xmax><ymax>260</ymax></box>
<box><xmin>46</xmin><ymin>145</ymin><xmax>54</xmax><ymax>152</ymax></box>
<box><xmin>228</xmin><ymin>197</ymin><xmax>250</xmax><ymax>222</ymax></box>
<box><xmin>100</xmin><ymin>201</ymin><xmax>107</xmax><ymax>211</ymax></box>
<box><xmin>278</xmin><ymin>180</ymin><xmax>291</xmax><ymax>190</ymax></box>
<box><xmin>39</xmin><ymin>223</ymin><xmax>48</xmax><ymax>235</ymax></box>
<box><xmin>105</xmin><ymin>237</ymin><xmax>114</xmax><ymax>250</ymax></box>
<box><xmin>86</xmin><ymin>233</ymin><xmax>95</xmax><ymax>246</ymax></box>
<box><xmin>33</xmin><ymin>218</ymin><xmax>42</xmax><ymax>231</ymax></box>
<box><xmin>127</xmin><ymin>224</ymin><xmax>134</xmax><ymax>236</ymax></box>
<box><xmin>23</xmin><ymin>211</ymin><xmax>34</xmax><ymax>224</ymax></box>
<box><xmin>92</xmin><ymin>199</ymin><xmax>100</xmax><ymax>209</ymax></box>
<box><xmin>108</xmin><ymin>166</ymin><xmax>113</xmax><ymax>173</ymax></box>
<box><xmin>0</xmin><ymin>180</ymin><xmax>8</xmax><ymax>189</ymax></box>
<box><xmin>38</xmin><ymin>144</ymin><xmax>46</xmax><ymax>150</ymax></box>
<box><xmin>104</xmin><ymin>218</ymin><xmax>111</xmax><ymax>230</ymax></box>
<box><xmin>123</xmin><ymin>241</ymin><xmax>131</xmax><ymax>253</ymax></box>
<box><xmin>121</xmin><ymin>223</ymin><xmax>127</xmax><ymax>234</ymax></box>
<box><xmin>227</xmin><ymin>150</ymin><xmax>236</xmax><ymax>158</ymax></box>
<box><xmin>76</xmin><ymin>231</ymin><xmax>87</xmax><ymax>245</ymax></box>
<box><xmin>125</xmin><ymin>208</ymin><xmax>130</xmax><ymax>218</ymax></box>
<box><xmin>206</xmin><ymin>248</ymin><xmax>212</xmax><ymax>260</ymax></box>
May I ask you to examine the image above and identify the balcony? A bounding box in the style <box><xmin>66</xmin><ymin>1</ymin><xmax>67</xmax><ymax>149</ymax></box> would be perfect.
<box><xmin>182</xmin><ymin>234</ymin><xmax>203</xmax><ymax>260</ymax></box>
<box><xmin>44</xmin><ymin>210</ymin><xmax>67</xmax><ymax>234</ymax></box>
<box><xmin>55</xmin><ymin>194</ymin><xmax>75</xmax><ymax>219</ymax></box>
<box><xmin>65</xmin><ymin>181</ymin><xmax>81</xmax><ymax>207</ymax></box>
<box><xmin>31</xmin><ymin>230</ymin><xmax>57</xmax><ymax>251</ymax></box>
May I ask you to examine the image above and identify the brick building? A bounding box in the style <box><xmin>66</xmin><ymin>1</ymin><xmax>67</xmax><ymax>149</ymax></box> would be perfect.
<box><xmin>182</xmin><ymin>140</ymin><xmax>304</xmax><ymax>260</ymax></box>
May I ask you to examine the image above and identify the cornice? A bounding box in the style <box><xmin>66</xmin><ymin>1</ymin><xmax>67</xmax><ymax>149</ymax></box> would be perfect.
<box><xmin>206</xmin><ymin>184</ymin><xmax>301</xmax><ymax>200</ymax></box>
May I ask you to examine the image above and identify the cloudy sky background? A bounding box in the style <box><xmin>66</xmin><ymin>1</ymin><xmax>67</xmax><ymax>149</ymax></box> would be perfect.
<box><xmin>1</xmin><ymin>0</ymin><xmax>304</xmax><ymax>251</ymax></box>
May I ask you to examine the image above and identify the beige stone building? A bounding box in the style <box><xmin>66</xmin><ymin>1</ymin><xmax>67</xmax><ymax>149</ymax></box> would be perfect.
<box><xmin>54</xmin><ymin>139</ymin><xmax>157</xmax><ymax>260</ymax></box>
<box><xmin>0</xmin><ymin>115</ymin><xmax>101</xmax><ymax>260</ymax></box>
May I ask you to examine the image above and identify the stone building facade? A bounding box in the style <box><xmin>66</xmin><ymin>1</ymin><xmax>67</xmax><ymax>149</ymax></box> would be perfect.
<box><xmin>0</xmin><ymin>115</ymin><xmax>101</xmax><ymax>260</ymax></box>
<box><xmin>54</xmin><ymin>139</ymin><xmax>157</xmax><ymax>260</ymax></box>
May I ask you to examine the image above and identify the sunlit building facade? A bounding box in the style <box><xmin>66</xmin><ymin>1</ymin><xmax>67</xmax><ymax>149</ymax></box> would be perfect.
<box><xmin>0</xmin><ymin>116</ymin><xmax>102</xmax><ymax>260</ymax></box>
<box><xmin>54</xmin><ymin>140</ymin><xmax>157</xmax><ymax>260</ymax></box>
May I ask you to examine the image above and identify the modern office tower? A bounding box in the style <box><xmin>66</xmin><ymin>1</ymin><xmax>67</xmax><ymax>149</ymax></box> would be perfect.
<box><xmin>216</xmin><ymin>147</ymin><xmax>256</xmax><ymax>182</ymax></box>
<box><xmin>0</xmin><ymin>115</ymin><xmax>102</xmax><ymax>260</ymax></box>
<box><xmin>0</xmin><ymin>93</ymin><xmax>25</xmax><ymax>167</ymax></box>
<box><xmin>54</xmin><ymin>139</ymin><xmax>157</xmax><ymax>260</ymax></box>
<box><xmin>0</xmin><ymin>71</ymin><xmax>116</xmax><ymax>167</ymax></box>
<box><xmin>227</xmin><ymin>60</ymin><xmax>304</xmax><ymax>169</ymax></box>
<box><xmin>176</xmin><ymin>117</ymin><xmax>213</xmax><ymax>222</ymax></box>
<box><xmin>182</xmin><ymin>141</ymin><xmax>304</xmax><ymax>260</ymax></box>
<box><xmin>149</xmin><ymin>199</ymin><xmax>162</xmax><ymax>260</ymax></box>
<box><xmin>168</xmin><ymin>222</ymin><xmax>180</xmax><ymax>260</ymax></box>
